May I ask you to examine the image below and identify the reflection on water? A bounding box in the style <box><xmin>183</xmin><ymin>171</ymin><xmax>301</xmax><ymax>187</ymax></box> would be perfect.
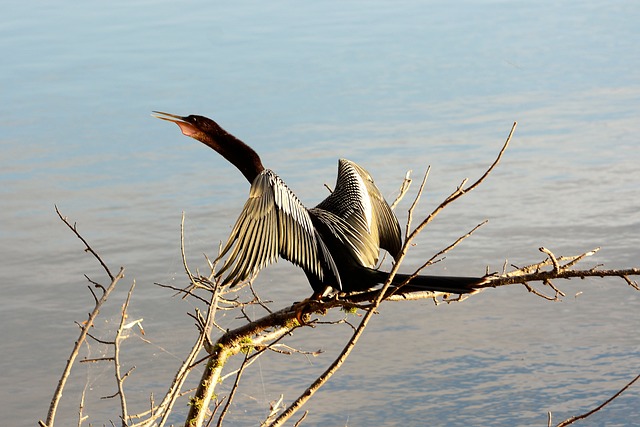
<box><xmin>2</xmin><ymin>1</ymin><xmax>639</xmax><ymax>426</ymax></box>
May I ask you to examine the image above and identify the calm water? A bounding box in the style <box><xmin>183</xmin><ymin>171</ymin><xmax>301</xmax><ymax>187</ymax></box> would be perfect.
<box><xmin>2</xmin><ymin>1</ymin><xmax>639</xmax><ymax>426</ymax></box>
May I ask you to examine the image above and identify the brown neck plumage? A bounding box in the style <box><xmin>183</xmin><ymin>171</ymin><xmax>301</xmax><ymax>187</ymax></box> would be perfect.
<box><xmin>195</xmin><ymin>125</ymin><xmax>265</xmax><ymax>184</ymax></box>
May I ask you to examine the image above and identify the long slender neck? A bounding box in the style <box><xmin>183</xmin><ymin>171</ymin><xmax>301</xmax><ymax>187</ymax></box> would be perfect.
<box><xmin>198</xmin><ymin>127</ymin><xmax>265</xmax><ymax>183</ymax></box>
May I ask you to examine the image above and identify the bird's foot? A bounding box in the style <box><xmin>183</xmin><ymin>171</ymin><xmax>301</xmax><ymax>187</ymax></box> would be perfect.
<box><xmin>292</xmin><ymin>293</ymin><xmax>325</xmax><ymax>325</ymax></box>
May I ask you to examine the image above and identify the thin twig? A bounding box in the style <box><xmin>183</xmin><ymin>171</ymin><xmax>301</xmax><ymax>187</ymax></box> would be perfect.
<box><xmin>55</xmin><ymin>205</ymin><xmax>115</xmax><ymax>281</ymax></box>
<box><xmin>114</xmin><ymin>280</ymin><xmax>137</xmax><ymax>426</ymax></box>
<box><xmin>154</xmin><ymin>282</ymin><xmax>211</xmax><ymax>305</ymax></box>
<box><xmin>78</xmin><ymin>385</ymin><xmax>88</xmax><ymax>427</ymax></box>
<box><xmin>540</xmin><ymin>247</ymin><xmax>561</xmax><ymax>273</ymax></box>
<box><xmin>622</xmin><ymin>275</ymin><xmax>640</xmax><ymax>291</ymax></box>
<box><xmin>41</xmin><ymin>208</ymin><xmax>125</xmax><ymax>427</ymax></box>
<box><xmin>405</xmin><ymin>166</ymin><xmax>430</xmax><ymax>239</ymax></box>
<box><xmin>555</xmin><ymin>373</ymin><xmax>640</xmax><ymax>427</ymax></box>
<box><xmin>292</xmin><ymin>411</ymin><xmax>308</xmax><ymax>427</ymax></box>
<box><xmin>406</xmin><ymin>122</ymin><xmax>516</xmax><ymax>245</ymax></box>
<box><xmin>215</xmin><ymin>352</ymin><xmax>250</xmax><ymax>427</ymax></box>
<box><xmin>390</xmin><ymin>170</ymin><xmax>412</xmax><ymax>210</ymax></box>
<box><xmin>393</xmin><ymin>220</ymin><xmax>488</xmax><ymax>294</ymax></box>
<box><xmin>181</xmin><ymin>212</ymin><xmax>201</xmax><ymax>294</ymax></box>
<box><xmin>522</xmin><ymin>281</ymin><xmax>557</xmax><ymax>301</ymax></box>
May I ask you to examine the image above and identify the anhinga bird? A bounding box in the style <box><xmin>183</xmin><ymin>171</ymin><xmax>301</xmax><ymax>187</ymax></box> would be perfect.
<box><xmin>153</xmin><ymin>111</ymin><xmax>485</xmax><ymax>296</ymax></box>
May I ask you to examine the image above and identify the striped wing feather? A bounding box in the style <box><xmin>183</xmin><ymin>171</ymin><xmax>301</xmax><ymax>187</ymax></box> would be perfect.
<box><xmin>216</xmin><ymin>170</ymin><xmax>334</xmax><ymax>286</ymax></box>
<box><xmin>315</xmin><ymin>159</ymin><xmax>402</xmax><ymax>266</ymax></box>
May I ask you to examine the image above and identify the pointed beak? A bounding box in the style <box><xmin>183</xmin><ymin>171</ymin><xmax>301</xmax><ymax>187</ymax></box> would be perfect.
<box><xmin>152</xmin><ymin>111</ymin><xmax>199</xmax><ymax>137</ymax></box>
<box><xmin>152</xmin><ymin>110</ymin><xmax>187</xmax><ymax>123</ymax></box>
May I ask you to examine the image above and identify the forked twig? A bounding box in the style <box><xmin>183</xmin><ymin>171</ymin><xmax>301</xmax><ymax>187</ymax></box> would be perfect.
<box><xmin>41</xmin><ymin>208</ymin><xmax>126</xmax><ymax>427</ymax></box>
<box><xmin>390</xmin><ymin>170</ymin><xmax>413</xmax><ymax>210</ymax></box>
<box><xmin>55</xmin><ymin>205</ymin><xmax>115</xmax><ymax>281</ymax></box>
<box><xmin>406</xmin><ymin>166</ymin><xmax>430</xmax><ymax>239</ymax></box>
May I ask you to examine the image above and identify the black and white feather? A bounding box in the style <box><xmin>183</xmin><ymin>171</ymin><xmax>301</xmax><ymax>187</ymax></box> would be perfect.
<box><xmin>315</xmin><ymin>159</ymin><xmax>402</xmax><ymax>265</ymax></box>
<box><xmin>215</xmin><ymin>159</ymin><xmax>401</xmax><ymax>290</ymax></box>
<box><xmin>215</xmin><ymin>169</ymin><xmax>340</xmax><ymax>287</ymax></box>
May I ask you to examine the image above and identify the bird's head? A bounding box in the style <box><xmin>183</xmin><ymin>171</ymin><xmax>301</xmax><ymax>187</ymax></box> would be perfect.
<box><xmin>153</xmin><ymin>110</ymin><xmax>265</xmax><ymax>182</ymax></box>
<box><xmin>152</xmin><ymin>111</ymin><xmax>226</xmax><ymax>143</ymax></box>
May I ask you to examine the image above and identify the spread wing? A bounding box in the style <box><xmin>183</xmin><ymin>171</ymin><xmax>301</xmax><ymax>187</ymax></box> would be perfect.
<box><xmin>215</xmin><ymin>169</ymin><xmax>339</xmax><ymax>287</ymax></box>
<box><xmin>358</xmin><ymin>162</ymin><xmax>403</xmax><ymax>259</ymax></box>
<box><xmin>307</xmin><ymin>207</ymin><xmax>380</xmax><ymax>273</ymax></box>
<box><xmin>315</xmin><ymin>159</ymin><xmax>402</xmax><ymax>266</ymax></box>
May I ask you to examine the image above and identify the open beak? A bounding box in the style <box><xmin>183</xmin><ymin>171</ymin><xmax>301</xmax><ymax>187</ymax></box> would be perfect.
<box><xmin>152</xmin><ymin>111</ymin><xmax>198</xmax><ymax>137</ymax></box>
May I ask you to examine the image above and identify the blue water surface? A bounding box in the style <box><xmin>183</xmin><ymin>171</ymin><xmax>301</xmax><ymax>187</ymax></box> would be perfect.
<box><xmin>1</xmin><ymin>1</ymin><xmax>639</xmax><ymax>426</ymax></box>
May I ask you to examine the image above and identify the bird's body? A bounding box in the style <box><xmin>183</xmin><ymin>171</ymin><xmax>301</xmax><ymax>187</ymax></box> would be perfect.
<box><xmin>154</xmin><ymin>112</ymin><xmax>485</xmax><ymax>296</ymax></box>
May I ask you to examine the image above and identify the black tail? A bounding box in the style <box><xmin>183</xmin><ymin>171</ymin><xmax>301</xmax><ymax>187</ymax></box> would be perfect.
<box><xmin>390</xmin><ymin>271</ymin><xmax>485</xmax><ymax>294</ymax></box>
<box><xmin>339</xmin><ymin>266</ymin><xmax>486</xmax><ymax>294</ymax></box>
<box><xmin>363</xmin><ymin>269</ymin><xmax>486</xmax><ymax>294</ymax></box>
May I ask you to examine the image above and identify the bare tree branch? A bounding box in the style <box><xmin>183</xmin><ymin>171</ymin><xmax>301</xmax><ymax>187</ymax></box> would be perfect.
<box><xmin>390</xmin><ymin>170</ymin><xmax>413</xmax><ymax>210</ymax></box>
<box><xmin>405</xmin><ymin>121</ymin><xmax>516</xmax><ymax>246</ymax></box>
<box><xmin>113</xmin><ymin>280</ymin><xmax>137</xmax><ymax>426</ymax></box>
<box><xmin>405</xmin><ymin>166</ymin><xmax>429</xmax><ymax>239</ymax></box>
<box><xmin>40</xmin><ymin>208</ymin><xmax>126</xmax><ymax>427</ymax></box>
<box><xmin>55</xmin><ymin>205</ymin><xmax>116</xmax><ymax>282</ymax></box>
<box><xmin>215</xmin><ymin>352</ymin><xmax>250</xmax><ymax>427</ymax></box>
<box><xmin>555</xmin><ymin>373</ymin><xmax>640</xmax><ymax>427</ymax></box>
